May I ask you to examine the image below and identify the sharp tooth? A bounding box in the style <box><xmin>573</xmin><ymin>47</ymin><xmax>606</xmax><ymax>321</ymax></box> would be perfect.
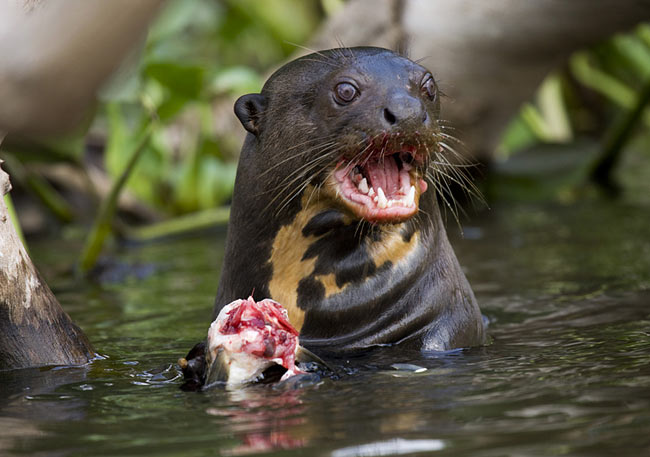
<box><xmin>358</xmin><ymin>178</ymin><xmax>369</xmax><ymax>194</ymax></box>
<box><xmin>406</xmin><ymin>185</ymin><xmax>415</xmax><ymax>206</ymax></box>
<box><xmin>368</xmin><ymin>187</ymin><xmax>375</xmax><ymax>197</ymax></box>
<box><xmin>377</xmin><ymin>187</ymin><xmax>387</xmax><ymax>209</ymax></box>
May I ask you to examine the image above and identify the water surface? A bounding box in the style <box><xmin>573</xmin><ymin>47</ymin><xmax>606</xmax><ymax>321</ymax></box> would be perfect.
<box><xmin>1</xmin><ymin>200</ymin><xmax>649</xmax><ymax>456</ymax></box>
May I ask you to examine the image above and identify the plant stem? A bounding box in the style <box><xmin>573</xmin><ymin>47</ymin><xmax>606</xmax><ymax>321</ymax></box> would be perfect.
<box><xmin>78</xmin><ymin>125</ymin><xmax>153</xmax><ymax>274</ymax></box>
<box><xmin>124</xmin><ymin>206</ymin><xmax>230</xmax><ymax>242</ymax></box>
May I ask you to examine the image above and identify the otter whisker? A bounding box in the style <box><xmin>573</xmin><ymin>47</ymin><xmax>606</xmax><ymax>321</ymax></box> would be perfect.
<box><xmin>284</xmin><ymin>42</ymin><xmax>340</xmax><ymax>66</ymax></box>
<box><xmin>438</xmin><ymin>140</ymin><xmax>470</xmax><ymax>162</ymax></box>
<box><xmin>428</xmin><ymin>169</ymin><xmax>459</xmax><ymax>219</ymax></box>
<box><xmin>416</xmin><ymin>206</ymin><xmax>434</xmax><ymax>236</ymax></box>
<box><xmin>268</xmin><ymin>142</ymin><xmax>350</xmax><ymax>215</ymax></box>
<box><xmin>436</xmin><ymin>119</ymin><xmax>459</xmax><ymax>129</ymax></box>
<box><xmin>297</xmin><ymin>58</ymin><xmax>340</xmax><ymax>68</ymax></box>
<box><xmin>265</xmin><ymin>159</ymin><xmax>329</xmax><ymax>206</ymax></box>
<box><xmin>259</xmin><ymin>137</ymin><xmax>340</xmax><ymax>177</ymax></box>
<box><xmin>426</xmin><ymin>171</ymin><xmax>462</xmax><ymax>229</ymax></box>
<box><xmin>437</xmin><ymin>132</ymin><xmax>465</xmax><ymax>147</ymax></box>
<box><xmin>423</xmin><ymin>141</ymin><xmax>464</xmax><ymax>227</ymax></box>
<box><xmin>263</xmin><ymin>140</ymin><xmax>341</xmax><ymax>187</ymax></box>
<box><xmin>333</xmin><ymin>38</ymin><xmax>355</xmax><ymax>61</ymax></box>
<box><xmin>273</xmin><ymin>181</ymin><xmax>312</xmax><ymax>216</ymax></box>
<box><xmin>428</xmin><ymin>168</ymin><xmax>465</xmax><ymax>220</ymax></box>
<box><xmin>305</xmin><ymin>179</ymin><xmax>323</xmax><ymax>209</ymax></box>
<box><xmin>431</xmin><ymin>161</ymin><xmax>477</xmax><ymax>169</ymax></box>
<box><xmin>272</xmin><ymin>147</ymin><xmax>345</xmax><ymax>216</ymax></box>
<box><xmin>353</xmin><ymin>217</ymin><xmax>369</xmax><ymax>243</ymax></box>
<box><xmin>258</xmin><ymin>157</ymin><xmax>330</xmax><ymax>208</ymax></box>
<box><xmin>435</xmin><ymin>143</ymin><xmax>485</xmax><ymax>206</ymax></box>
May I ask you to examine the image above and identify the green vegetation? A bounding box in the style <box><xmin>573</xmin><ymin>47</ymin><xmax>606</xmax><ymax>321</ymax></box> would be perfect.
<box><xmin>0</xmin><ymin>3</ymin><xmax>649</xmax><ymax>272</ymax></box>
<box><xmin>1</xmin><ymin>0</ymin><xmax>326</xmax><ymax>273</ymax></box>
<box><xmin>496</xmin><ymin>24</ymin><xmax>650</xmax><ymax>202</ymax></box>
<box><xmin>100</xmin><ymin>0</ymin><xmax>323</xmax><ymax>217</ymax></box>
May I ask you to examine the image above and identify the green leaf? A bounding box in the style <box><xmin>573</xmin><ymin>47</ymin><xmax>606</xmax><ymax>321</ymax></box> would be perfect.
<box><xmin>156</xmin><ymin>94</ymin><xmax>190</xmax><ymax>122</ymax></box>
<box><xmin>173</xmin><ymin>148</ymin><xmax>201</xmax><ymax>212</ymax></box>
<box><xmin>612</xmin><ymin>35</ymin><xmax>650</xmax><ymax>79</ymax></box>
<box><xmin>144</xmin><ymin>62</ymin><xmax>205</xmax><ymax>100</ymax></box>
<box><xmin>147</xmin><ymin>0</ymin><xmax>221</xmax><ymax>45</ymax></box>
<box><xmin>211</xmin><ymin>66</ymin><xmax>263</xmax><ymax>96</ymax></box>
<box><xmin>198</xmin><ymin>156</ymin><xmax>236</xmax><ymax>208</ymax></box>
<box><xmin>199</xmin><ymin>138</ymin><xmax>224</xmax><ymax>160</ymax></box>
<box><xmin>498</xmin><ymin>116</ymin><xmax>538</xmax><ymax>158</ymax></box>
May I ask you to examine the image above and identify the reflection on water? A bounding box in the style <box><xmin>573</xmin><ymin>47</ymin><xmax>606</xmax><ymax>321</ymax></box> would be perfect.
<box><xmin>1</xmin><ymin>201</ymin><xmax>649</xmax><ymax>456</ymax></box>
<box><xmin>205</xmin><ymin>387</ymin><xmax>309</xmax><ymax>455</ymax></box>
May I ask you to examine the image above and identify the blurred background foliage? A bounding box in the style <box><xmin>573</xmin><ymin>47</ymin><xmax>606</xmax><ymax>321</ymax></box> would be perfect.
<box><xmin>495</xmin><ymin>23</ymin><xmax>650</xmax><ymax>203</ymax></box>
<box><xmin>1</xmin><ymin>0</ymin><xmax>649</xmax><ymax>273</ymax></box>
<box><xmin>100</xmin><ymin>0</ymin><xmax>324</xmax><ymax>215</ymax></box>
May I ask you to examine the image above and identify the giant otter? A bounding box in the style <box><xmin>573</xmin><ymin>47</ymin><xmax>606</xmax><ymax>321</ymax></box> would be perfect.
<box><xmin>212</xmin><ymin>47</ymin><xmax>486</xmax><ymax>353</ymax></box>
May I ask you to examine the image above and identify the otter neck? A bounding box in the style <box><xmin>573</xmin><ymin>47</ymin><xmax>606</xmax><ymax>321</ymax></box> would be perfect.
<box><xmin>265</xmin><ymin>188</ymin><xmax>441</xmax><ymax>339</ymax></box>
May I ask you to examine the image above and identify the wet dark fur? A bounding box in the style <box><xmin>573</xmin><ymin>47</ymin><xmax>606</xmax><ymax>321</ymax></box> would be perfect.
<box><xmin>212</xmin><ymin>47</ymin><xmax>486</xmax><ymax>353</ymax></box>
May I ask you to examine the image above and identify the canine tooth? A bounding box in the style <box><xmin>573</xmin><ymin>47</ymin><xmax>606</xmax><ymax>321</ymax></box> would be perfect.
<box><xmin>406</xmin><ymin>185</ymin><xmax>415</xmax><ymax>206</ymax></box>
<box><xmin>358</xmin><ymin>178</ymin><xmax>369</xmax><ymax>194</ymax></box>
<box><xmin>377</xmin><ymin>187</ymin><xmax>387</xmax><ymax>209</ymax></box>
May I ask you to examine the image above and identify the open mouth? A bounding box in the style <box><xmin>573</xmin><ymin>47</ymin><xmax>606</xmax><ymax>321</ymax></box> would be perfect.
<box><xmin>332</xmin><ymin>147</ymin><xmax>428</xmax><ymax>223</ymax></box>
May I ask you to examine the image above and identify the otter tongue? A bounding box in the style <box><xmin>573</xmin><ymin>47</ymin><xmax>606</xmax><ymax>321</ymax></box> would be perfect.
<box><xmin>365</xmin><ymin>156</ymin><xmax>400</xmax><ymax>197</ymax></box>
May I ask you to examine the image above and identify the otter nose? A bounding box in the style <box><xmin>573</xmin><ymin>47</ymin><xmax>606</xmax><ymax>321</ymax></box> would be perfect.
<box><xmin>382</xmin><ymin>92</ymin><xmax>428</xmax><ymax>129</ymax></box>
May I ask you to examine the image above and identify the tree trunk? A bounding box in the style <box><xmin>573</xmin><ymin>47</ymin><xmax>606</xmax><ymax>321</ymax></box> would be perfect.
<box><xmin>0</xmin><ymin>160</ymin><xmax>93</xmax><ymax>370</ymax></box>
<box><xmin>0</xmin><ymin>0</ymin><xmax>163</xmax><ymax>136</ymax></box>
<box><xmin>311</xmin><ymin>0</ymin><xmax>650</xmax><ymax>161</ymax></box>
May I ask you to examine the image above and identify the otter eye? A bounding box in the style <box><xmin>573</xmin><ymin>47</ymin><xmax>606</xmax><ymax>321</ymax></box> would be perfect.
<box><xmin>421</xmin><ymin>74</ymin><xmax>437</xmax><ymax>101</ymax></box>
<box><xmin>334</xmin><ymin>82</ymin><xmax>359</xmax><ymax>104</ymax></box>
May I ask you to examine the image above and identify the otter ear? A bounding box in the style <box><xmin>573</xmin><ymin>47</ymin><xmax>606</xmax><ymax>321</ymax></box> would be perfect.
<box><xmin>234</xmin><ymin>93</ymin><xmax>266</xmax><ymax>135</ymax></box>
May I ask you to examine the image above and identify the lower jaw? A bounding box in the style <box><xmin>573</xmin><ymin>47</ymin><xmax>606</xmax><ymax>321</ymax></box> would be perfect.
<box><xmin>346</xmin><ymin>202</ymin><xmax>418</xmax><ymax>224</ymax></box>
<box><xmin>332</xmin><ymin>179</ymin><xmax>426</xmax><ymax>224</ymax></box>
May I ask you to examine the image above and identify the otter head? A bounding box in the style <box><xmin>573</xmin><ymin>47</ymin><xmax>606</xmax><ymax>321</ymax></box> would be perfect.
<box><xmin>234</xmin><ymin>47</ymin><xmax>442</xmax><ymax>225</ymax></box>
